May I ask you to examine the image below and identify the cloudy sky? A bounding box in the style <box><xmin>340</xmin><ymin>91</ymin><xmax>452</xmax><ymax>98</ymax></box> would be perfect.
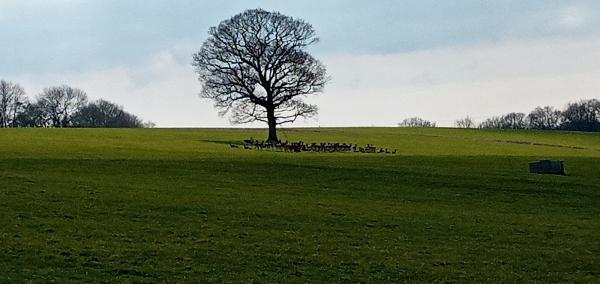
<box><xmin>1</xmin><ymin>0</ymin><xmax>599</xmax><ymax>127</ymax></box>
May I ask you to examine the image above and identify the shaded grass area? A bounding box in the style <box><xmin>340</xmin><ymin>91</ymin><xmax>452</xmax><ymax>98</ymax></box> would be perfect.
<box><xmin>0</xmin><ymin>128</ymin><xmax>599</xmax><ymax>282</ymax></box>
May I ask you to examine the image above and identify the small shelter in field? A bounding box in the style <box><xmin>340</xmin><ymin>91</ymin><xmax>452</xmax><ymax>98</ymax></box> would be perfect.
<box><xmin>529</xmin><ymin>160</ymin><xmax>565</xmax><ymax>175</ymax></box>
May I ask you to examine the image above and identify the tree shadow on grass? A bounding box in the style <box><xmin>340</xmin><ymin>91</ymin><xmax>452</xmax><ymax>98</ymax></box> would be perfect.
<box><xmin>198</xmin><ymin>139</ymin><xmax>243</xmax><ymax>146</ymax></box>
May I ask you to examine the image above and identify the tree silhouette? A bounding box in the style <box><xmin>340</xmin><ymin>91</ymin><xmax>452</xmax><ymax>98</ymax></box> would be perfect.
<box><xmin>527</xmin><ymin>106</ymin><xmax>562</xmax><ymax>130</ymax></box>
<box><xmin>193</xmin><ymin>9</ymin><xmax>329</xmax><ymax>141</ymax></box>
<box><xmin>398</xmin><ymin>117</ymin><xmax>436</xmax><ymax>128</ymax></box>
<box><xmin>72</xmin><ymin>99</ymin><xmax>144</xmax><ymax>128</ymax></box>
<box><xmin>455</xmin><ymin>116</ymin><xmax>475</xmax><ymax>128</ymax></box>
<box><xmin>0</xmin><ymin>80</ymin><xmax>27</xmax><ymax>128</ymax></box>
<box><xmin>38</xmin><ymin>85</ymin><xmax>88</xmax><ymax>128</ymax></box>
<box><xmin>561</xmin><ymin>99</ymin><xmax>600</xmax><ymax>132</ymax></box>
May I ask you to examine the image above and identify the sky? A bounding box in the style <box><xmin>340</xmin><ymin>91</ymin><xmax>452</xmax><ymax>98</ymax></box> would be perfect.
<box><xmin>1</xmin><ymin>0</ymin><xmax>600</xmax><ymax>127</ymax></box>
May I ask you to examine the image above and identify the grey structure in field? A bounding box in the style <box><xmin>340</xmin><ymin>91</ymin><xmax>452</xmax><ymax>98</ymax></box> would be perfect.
<box><xmin>529</xmin><ymin>160</ymin><xmax>565</xmax><ymax>175</ymax></box>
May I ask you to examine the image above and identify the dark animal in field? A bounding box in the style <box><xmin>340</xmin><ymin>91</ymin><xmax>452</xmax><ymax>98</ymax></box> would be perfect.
<box><xmin>236</xmin><ymin>138</ymin><xmax>391</xmax><ymax>154</ymax></box>
<box><xmin>365</xmin><ymin>145</ymin><xmax>377</xmax><ymax>153</ymax></box>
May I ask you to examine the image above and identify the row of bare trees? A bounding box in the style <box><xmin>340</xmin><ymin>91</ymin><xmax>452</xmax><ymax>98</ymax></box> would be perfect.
<box><xmin>0</xmin><ymin>80</ymin><xmax>150</xmax><ymax>128</ymax></box>
<box><xmin>456</xmin><ymin>99</ymin><xmax>600</xmax><ymax>132</ymax></box>
<box><xmin>396</xmin><ymin>99</ymin><xmax>599</xmax><ymax>132</ymax></box>
<box><xmin>398</xmin><ymin>117</ymin><xmax>436</xmax><ymax>128</ymax></box>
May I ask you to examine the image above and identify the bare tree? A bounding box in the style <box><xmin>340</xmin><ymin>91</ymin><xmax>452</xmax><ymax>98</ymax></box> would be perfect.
<box><xmin>454</xmin><ymin>116</ymin><xmax>475</xmax><ymax>128</ymax></box>
<box><xmin>398</xmin><ymin>117</ymin><xmax>436</xmax><ymax>128</ymax></box>
<box><xmin>501</xmin><ymin>112</ymin><xmax>528</xmax><ymax>129</ymax></box>
<box><xmin>479</xmin><ymin>113</ymin><xmax>527</xmax><ymax>129</ymax></box>
<box><xmin>479</xmin><ymin>116</ymin><xmax>502</xmax><ymax>129</ymax></box>
<box><xmin>527</xmin><ymin>106</ymin><xmax>562</xmax><ymax>130</ymax></box>
<box><xmin>143</xmin><ymin>121</ymin><xmax>156</xmax><ymax>128</ymax></box>
<box><xmin>0</xmin><ymin>80</ymin><xmax>27</xmax><ymax>128</ymax></box>
<box><xmin>72</xmin><ymin>99</ymin><xmax>144</xmax><ymax>128</ymax></box>
<box><xmin>38</xmin><ymin>85</ymin><xmax>88</xmax><ymax>128</ymax></box>
<box><xmin>193</xmin><ymin>9</ymin><xmax>329</xmax><ymax>141</ymax></box>
<box><xmin>14</xmin><ymin>102</ymin><xmax>49</xmax><ymax>127</ymax></box>
<box><xmin>561</xmin><ymin>99</ymin><xmax>600</xmax><ymax>132</ymax></box>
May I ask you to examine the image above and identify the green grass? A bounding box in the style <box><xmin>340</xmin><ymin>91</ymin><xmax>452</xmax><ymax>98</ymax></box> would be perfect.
<box><xmin>0</xmin><ymin>127</ymin><xmax>599</xmax><ymax>282</ymax></box>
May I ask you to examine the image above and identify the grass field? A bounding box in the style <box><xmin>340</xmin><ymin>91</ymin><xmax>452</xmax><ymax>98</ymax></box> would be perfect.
<box><xmin>1</xmin><ymin>127</ymin><xmax>599</xmax><ymax>282</ymax></box>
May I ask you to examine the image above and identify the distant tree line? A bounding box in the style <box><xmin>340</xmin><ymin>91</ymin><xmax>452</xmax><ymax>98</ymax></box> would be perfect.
<box><xmin>398</xmin><ymin>99</ymin><xmax>600</xmax><ymax>132</ymax></box>
<box><xmin>464</xmin><ymin>99</ymin><xmax>600</xmax><ymax>132</ymax></box>
<box><xmin>398</xmin><ymin>117</ymin><xmax>436</xmax><ymax>128</ymax></box>
<box><xmin>0</xmin><ymin>80</ymin><xmax>151</xmax><ymax>128</ymax></box>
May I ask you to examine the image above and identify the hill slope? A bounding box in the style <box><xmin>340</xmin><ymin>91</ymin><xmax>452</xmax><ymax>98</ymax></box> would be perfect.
<box><xmin>0</xmin><ymin>128</ymin><xmax>599</xmax><ymax>282</ymax></box>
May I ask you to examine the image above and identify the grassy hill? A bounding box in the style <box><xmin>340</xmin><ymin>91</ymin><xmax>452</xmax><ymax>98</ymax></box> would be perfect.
<box><xmin>1</xmin><ymin>128</ymin><xmax>599</xmax><ymax>282</ymax></box>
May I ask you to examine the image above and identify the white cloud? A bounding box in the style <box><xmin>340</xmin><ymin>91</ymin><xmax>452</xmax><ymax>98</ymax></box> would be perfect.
<box><xmin>14</xmin><ymin>37</ymin><xmax>600</xmax><ymax>128</ymax></box>
<box><xmin>16</xmin><ymin>52</ymin><xmax>223</xmax><ymax>127</ymax></box>
<box><xmin>315</xmin><ymin>37</ymin><xmax>600</xmax><ymax>126</ymax></box>
<box><xmin>559</xmin><ymin>6</ymin><xmax>587</xmax><ymax>30</ymax></box>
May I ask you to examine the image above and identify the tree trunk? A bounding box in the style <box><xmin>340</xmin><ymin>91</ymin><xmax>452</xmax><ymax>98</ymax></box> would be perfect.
<box><xmin>266</xmin><ymin>106</ymin><xmax>278</xmax><ymax>142</ymax></box>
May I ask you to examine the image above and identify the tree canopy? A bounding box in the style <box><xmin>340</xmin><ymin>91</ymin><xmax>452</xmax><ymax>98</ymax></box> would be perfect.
<box><xmin>193</xmin><ymin>9</ymin><xmax>329</xmax><ymax>141</ymax></box>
